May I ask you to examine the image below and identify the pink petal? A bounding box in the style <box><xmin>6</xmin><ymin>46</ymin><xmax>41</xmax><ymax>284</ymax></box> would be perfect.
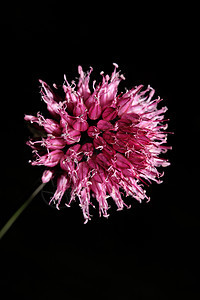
<box><xmin>102</xmin><ymin>131</ymin><xmax>116</xmax><ymax>144</ymax></box>
<box><xmin>102</xmin><ymin>144</ymin><xmax>116</xmax><ymax>158</ymax></box>
<box><xmin>43</xmin><ymin>119</ymin><xmax>62</xmax><ymax>135</ymax></box>
<box><xmin>60</xmin><ymin>155</ymin><xmax>75</xmax><ymax>172</ymax></box>
<box><xmin>73</xmin><ymin>99</ymin><xmax>87</xmax><ymax>117</ymax></box>
<box><xmin>63</xmin><ymin>85</ymin><xmax>78</xmax><ymax>114</ymax></box>
<box><xmin>39</xmin><ymin>80</ymin><xmax>62</xmax><ymax>117</ymax></box>
<box><xmin>77</xmin><ymin>65</ymin><xmax>93</xmax><ymax>100</ymax></box>
<box><xmin>49</xmin><ymin>174</ymin><xmax>70</xmax><ymax>209</ymax></box>
<box><xmin>115</xmin><ymin>153</ymin><xmax>132</xmax><ymax>169</ymax></box>
<box><xmin>115</xmin><ymin>132</ymin><xmax>130</xmax><ymax>141</ymax></box>
<box><xmin>88</xmin><ymin>102</ymin><xmax>102</xmax><ymax>120</ymax></box>
<box><xmin>121</xmin><ymin>168</ymin><xmax>134</xmax><ymax>177</ymax></box>
<box><xmin>81</xmin><ymin>143</ymin><xmax>94</xmax><ymax>157</ymax></box>
<box><xmin>76</xmin><ymin>162</ymin><xmax>90</xmax><ymax>181</ymax></box>
<box><xmin>96</xmin><ymin>153</ymin><xmax>110</xmax><ymax>169</ymax></box>
<box><xmin>67</xmin><ymin>143</ymin><xmax>82</xmax><ymax>155</ymax></box>
<box><xmin>72</xmin><ymin>119</ymin><xmax>89</xmax><ymax>131</ymax></box>
<box><xmin>102</xmin><ymin>107</ymin><xmax>118</xmax><ymax>121</ymax></box>
<box><xmin>99</xmin><ymin>82</ymin><xmax>119</xmax><ymax>109</ymax></box>
<box><xmin>64</xmin><ymin>129</ymin><xmax>81</xmax><ymax>145</ymax></box>
<box><xmin>112</xmin><ymin>141</ymin><xmax>127</xmax><ymax>153</ymax></box>
<box><xmin>44</xmin><ymin>137</ymin><xmax>66</xmax><ymax>150</ymax></box>
<box><xmin>32</xmin><ymin>150</ymin><xmax>64</xmax><ymax>167</ymax></box>
<box><xmin>24</xmin><ymin>114</ymin><xmax>38</xmax><ymax>122</ymax></box>
<box><xmin>66</xmin><ymin>144</ymin><xmax>83</xmax><ymax>162</ymax></box>
<box><xmin>60</xmin><ymin>111</ymin><xmax>75</xmax><ymax>128</ymax></box>
<box><xmin>93</xmin><ymin>136</ymin><xmax>106</xmax><ymax>150</ymax></box>
<box><xmin>99</xmin><ymin>64</ymin><xmax>123</xmax><ymax>109</ymax></box>
<box><xmin>87</xmin><ymin>126</ymin><xmax>101</xmax><ymax>138</ymax></box>
<box><xmin>93</xmin><ymin>167</ymin><xmax>106</xmax><ymax>183</ymax></box>
<box><xmin>97</xmin><ymin>120</ymin><xmax>113</xmax><ymax>131</ymax></box>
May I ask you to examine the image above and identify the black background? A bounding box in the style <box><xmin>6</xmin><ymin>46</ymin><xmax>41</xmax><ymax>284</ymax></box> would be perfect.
<box><xmin>1</xmin><ymin>2</ymin><xmax>199</xmax><ymax>299</ymax></box>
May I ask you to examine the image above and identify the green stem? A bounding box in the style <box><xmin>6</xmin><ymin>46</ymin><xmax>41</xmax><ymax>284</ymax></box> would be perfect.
<box><xmin>0</xmin><ymin>182</ymin><xmax>46</xmax><ymax>240</ymax></box>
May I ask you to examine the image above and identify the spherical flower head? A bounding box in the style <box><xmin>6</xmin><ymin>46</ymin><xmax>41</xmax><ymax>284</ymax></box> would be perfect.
<box><xmin>25</xmin><ymin>63</ymin><xmax>172</xmax><ymax>223</ymax></box>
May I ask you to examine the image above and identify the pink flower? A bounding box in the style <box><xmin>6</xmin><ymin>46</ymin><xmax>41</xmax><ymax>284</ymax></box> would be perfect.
<box><xmin>25</xmin><ymin>64</ymin><xmax>172</xmax><ymax>223</ymax></box>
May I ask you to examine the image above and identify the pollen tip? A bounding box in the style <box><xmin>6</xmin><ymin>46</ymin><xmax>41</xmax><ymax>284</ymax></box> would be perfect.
<box><xmin>78</xmin><ymin>65</ymin><xmax>83</xmax><ymax>73</ymax></box>
<box><xmin>113</xmin><ymin>62</ymin><xmax>119</xmax><ymax>68</ymax></box>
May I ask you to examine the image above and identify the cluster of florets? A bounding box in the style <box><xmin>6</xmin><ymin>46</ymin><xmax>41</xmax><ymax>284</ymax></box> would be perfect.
<box><xmin>25</xmin><ymin>63</ymin><xmax>171</xmax><ymax>223</ymax></box>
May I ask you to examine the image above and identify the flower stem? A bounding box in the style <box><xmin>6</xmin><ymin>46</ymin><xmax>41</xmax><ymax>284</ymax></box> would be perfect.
<box><xmin>0</xmin><ymin>182</ymin><xmax>46</xmax><ymax>240</ymax></box>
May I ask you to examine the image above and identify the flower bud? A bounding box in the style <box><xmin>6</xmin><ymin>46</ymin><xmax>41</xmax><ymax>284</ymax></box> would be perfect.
<box><xmin>42</xmin><ymin>169</ymin><xmax>54</xmax><ymax>183</ymax></box>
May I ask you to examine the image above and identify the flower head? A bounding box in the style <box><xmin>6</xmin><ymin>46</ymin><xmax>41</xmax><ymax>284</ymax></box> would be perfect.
<box><xmin>25</xmin><ymin>64</ymin><xmax>172</xmax><ymax>223</ymax></box>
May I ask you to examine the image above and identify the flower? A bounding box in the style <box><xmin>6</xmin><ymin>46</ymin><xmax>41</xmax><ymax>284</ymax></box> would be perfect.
<box><xmin>25</xmin><ymin>63</ymin><xmax>172</xmax><ymax>223</ymax></box>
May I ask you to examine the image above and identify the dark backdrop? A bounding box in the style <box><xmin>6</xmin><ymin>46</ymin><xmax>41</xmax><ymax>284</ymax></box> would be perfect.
<box><xmin>1</xmin><ymin>2</ymin><xmax>199</xmax><ymax>299</ymax></box>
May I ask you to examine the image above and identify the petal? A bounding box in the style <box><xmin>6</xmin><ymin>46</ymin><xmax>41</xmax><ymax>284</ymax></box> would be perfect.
<box><xmin>49</xmin><ymin>174</ymin><xmax>70</xmax><ymax>209</ymax></box>
<box><xmin>102</xmin><ymin>107</ymin><xmax>118</xmax><ymax>121</ymax></box>
<box><xmin>44</xmin><ymin>119</ymin><xmax>62</xmax><ymax>135</ymax></box>
<box><xmin>97</xmin><ymin>120</ymin><xmax>113</xmax><ymax>131</ymax></box>
<box><xmin>73</xmin><ymin>99</ymin><xmax>87</xmax><ymax>117</ymax></box>
<box><xmin>77</xmin><ymin>65</ymin><xmax>93</xmax><ymax>100</ymax></box>
<box><xmin>121</xmin><ymin>169</ymin><xmax>134</xmax><ymax>177</ymax></box>
<box><xmin>67</xmin><ymin>143</ymin><xmax>82</xmax><ymax>155</ymax></box>
<box><xmin>102</xmin><ymin>144</ymin><xmax>116</xmax><ymax>158</ymax></box>
<box><xmin>77</xmin><ymin>161</ymin><xmax>90</xmax><ymax>181</ymax></box>
<box><xmin>32</xmin><ymin>150</ymin><xmax>64</xmax><ymax>167</ymax></box>
<box><xmin>102</xmin><ymin>131</ymin><xmax>116</xmax><ymax>145</ymax></box>
<box><xmin>115</xmin><ymin>153</ymin><xmax>132</xmax><ymax>169</ymax></box>
<box><xmin>96</xmin><ymin>153</ymin><xmax>110</xmax><ymax>169</ymax></box>
<box><xmin>88</xmin><ymin>102</ymin><xmax>102</xmax><ymax>120</ymax></box>
<box><xmin>87</xmin><ymin>126</ymin><xmax>101</xmax><ymax>138</ymax></box>
<box><xmin>44</xmin><ymin>137</ymin><xmax>66</xmax><ymax>150</ymax></box>
<box><xmin>65</xmin><ymin>129</ymin><xmax>81</xmax><ymax>145</ymax></box>
<box><xmin>93</xmin><ymin>167</ymin><xmax>105</xmax><ymax>183</ymax></box>
<box><xmin>72</xmin><ymin>119</ymin><xmax>89</xmax><ymax>131</ymax></box>
<box><xmin>81</xmin><ymin>143</ymin><xmax>94</xmax><ymax>157</ymax></box>
<box><xmin>112</xmin><ymin>139</ymin><xmax>127</xmax><ymax>153</ymax></box>
<box><xmin>93</xmin><ymin>136</ymin><xmax>106</xmax><ymax>150</ymax></box>
<box><xmin>60</xmin><ymin>155</ymin><xmax>74</xmax><ymax>172</ymax></box>
<box><xmin>24</xmin><ymin>114</ymin><xmax>38</xmax><ymax>122</ymax></box>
